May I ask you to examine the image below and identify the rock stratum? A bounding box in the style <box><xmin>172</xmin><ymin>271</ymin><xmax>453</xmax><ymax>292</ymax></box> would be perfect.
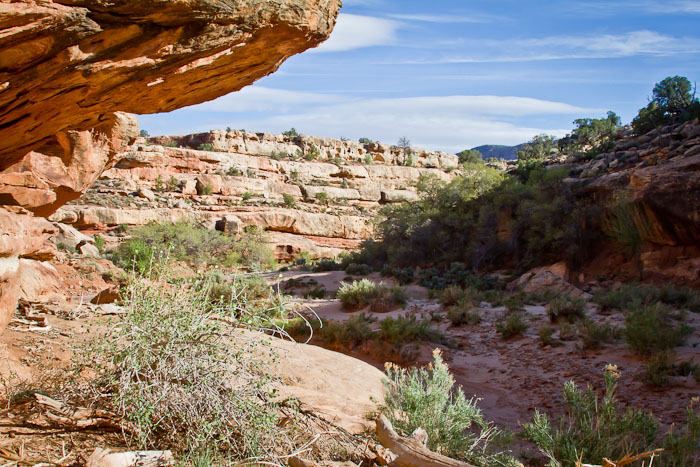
<box><xmin>53</xmin><ymin>131</ymin><xmax>460</xmax><ymax>260</ymax></box>
<box><xmin>0</xmin><ymin>0</ymin><xmax>342</xmax><ymax>332</ymax></box>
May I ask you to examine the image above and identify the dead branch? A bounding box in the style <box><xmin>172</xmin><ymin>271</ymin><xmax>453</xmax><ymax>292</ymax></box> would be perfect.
<box><xmin>375</xmin><ymin>416</ymin><xmax>475</xmax><ymax>467</ymax></box>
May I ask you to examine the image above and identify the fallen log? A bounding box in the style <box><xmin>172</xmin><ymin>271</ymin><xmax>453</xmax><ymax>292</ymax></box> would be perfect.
<box><xmin>375</xmin><ymin>416</ymin><xmax>475</xmax><ymax>467</ymax></box>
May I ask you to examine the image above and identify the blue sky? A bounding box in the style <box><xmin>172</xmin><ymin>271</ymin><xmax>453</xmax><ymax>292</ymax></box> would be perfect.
<box><xmin>138</xmin><ymin>0</ymin><xmax>700</xmax><ymax>153</ymax></box>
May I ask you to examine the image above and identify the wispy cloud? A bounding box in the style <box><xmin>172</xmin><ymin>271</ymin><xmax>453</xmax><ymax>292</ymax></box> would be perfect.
<box><xmin>141</xmin><ymin>87</ymin><xmax>600</xmax><ymax>152</ymax></box>
<box><xmin>312</xmin><ymin>14</ymin><xmax>399</xmax><ymax>52</ymax></box>
<box><xmin>387</xmin><ymin>30</ymin><xmax>700</xmax><ymax>64</ymax></box>
<box><xmin>387</xmin><ymin>13</ymin><xmax>506</xmax><ymax>24</ymax></box>
<box><xmin>567</xmin><ymin>1</ymin><xmax>700</xmax><ymax>15</ymax></box>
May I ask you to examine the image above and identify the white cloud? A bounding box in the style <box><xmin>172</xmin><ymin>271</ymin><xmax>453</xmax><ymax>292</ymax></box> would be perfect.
<box><xmin>144</xmin><ymin>88</ymin><xmax>598</xmax><ymax>152</ymax></box>
<box><xmin>388</xmin><ymin>30</ymin><xmax>700</xmax><ymax>64</ymax></box>
<box><xmin>388</xmin><ymin>13</ymin><xmax>504</xmax><ymax>23</ymax></box>
<box><xmin>312</xmin><ymin>14</ymin><xmax>399</xmax><ymax>52</ymax></box>
<box><xmin>570</xmin><ymin>1</ymin><xmax>700</xmax><ymax>15</ymax></box>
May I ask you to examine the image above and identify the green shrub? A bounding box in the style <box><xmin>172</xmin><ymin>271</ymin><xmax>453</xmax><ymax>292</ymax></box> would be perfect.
<box><xmin>282</xmin><ymin>128</ymin><xmax>299</xmax><ymax>138</ymax></box>
<box><xmin>336</xmin><ymin>279</ymin><xmax>405</xmax><ymax>312</ymax></box>
<box><xmin>379</xmin><ymin>315</ymin><xmax>446</xmax><ymax>347</ymax></box>
<box><xmin>523</xmin><ymin>366</ymin><xmax>659</xmax><ymax>467</ymax></box>
<box><xmin>227</xmin><ymin>166</ymin><xmax>243</xmax><ymax>177</ymax></box>
<box><xmin>111</xmin><ymin>222</ymin><xmax>275</xmax><ymax>274</ymax></box>
<box><xmin>303</xmin><ymin>286</ymin><xmax>326</xmax><ymax>299</ymax></box>
<box><xmin>440</xmin><ymin>285</ymin><xmax>470</xmax><ymax>308</ymax></box>
<box><xmin>198</xmin><ymin>183</ymin><xmax>213</xmax><ymax>195</ymax></box>
<box><xmin>94</xmin><ymin>235</ymin><xmax>106</xmax><ymax>253</ymax></box>
<box><xmin>559</xmin><ymin>323</ymin><xmax>578</xmax><ymax>341</ymax></box>
<box><xmin>166</xmin><ymin>176</ymin><xmax>179</xmax><ymax>192</ymax></box>
<box><xmin>538</xmin><ymin>324</ymin><xmax>557</xmax><ymax>347</ymax></box>
<box><xmin>314</xmin><ymin>191</ymin><xmax>329</xmax><ymax>205</ymax></box>
<box><xmin>197</xmin><ymin>143</ymin><xmax>214</xmax><ymax>151</ymax></box>
<box><xmin>446</xmin><ymin>304</ymin><xmax>481</xmax><ymax>327</ymax></box>
<box><xmin>502</xmin><ymin>295</ymin><xmax>525</xmax><ymax>313</ymax></box>
<box><xmin>577</xmin><ymin>318</ymin><xmax>621</xmax><ymax>350</ymax></box>
<box><xmin>594</xmin><ymin>284</ymin><xmax>700</xmax><ymax>313</ymax></box>
<box><xmin>345</xmin><ymin>262</ymin><xmax>371</xmax><ymax>276</ymax></box>
<box><xmin>547</xmin><ymin>296</ymin><xmax>586</xmax><ymax>323</ymax></box>
<box><xmin>624</xmin><ymin>303</ymin><xmax>693</xmax><ymax>356</ymax></box>
<box><xmin>662</xmin><ymin>400</ymin><xmax>700</xmax><ymax>466</ymax></box>
<box><xmin>496</xmin><ymin>313</ymin><xmax>528</xmax><ymax>339</ymax></box>
<box><xmin>323</xmin><ymin>313</ymin><xmax>376</xmax><ymax>347</ymax></box>
<box><xmin>304</xmin><ymin>144</ymin><xmax>320</xmax><ymax>161</ymax></box>
<box><xmin>282</xmin><ymin>193</ymin><xmax>297</xmax><ymax>208</ymax></box>
<box><xmin>154</xmin><ymin>175</ymin><xmax>165</xmax><ymax>192</ymax></box>
<box><xmin>77</xmin><ymin>274</ymin><xmax>284</xmax><ymax>460</ymax></box>
<box><xmin>377</xmin><ymin>350</ymin><xmax>517</xmax><ymax>466</ymax></box>
<box><xmin>312</xmin><ymin>258</ymin><xmax>342</xmax><ymax>272</ymax></box>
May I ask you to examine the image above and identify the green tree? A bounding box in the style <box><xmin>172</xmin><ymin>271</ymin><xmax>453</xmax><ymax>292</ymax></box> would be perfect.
<box><xmin>458</xmin><ymin>149</ymin><xmax>483</xmax><ymax>165</ymax></box>
<box><xmin>282</xmin><ymin>127</ymin><xmax>299</xmax><ymax>138</ymax></box>
<box><xmin>632</xmin><ymin>76</ymin><xmax>699</xmax><ymax>135</ymax></box>
<box><xmin>559</xmin><ymin>111</ymin><xmax>621</xmax><ymax>158</ymax></box>
<box><xmin>517</xmin><ymin>134</ymin><xmax>558</xmax><ymax>162</ymax></box>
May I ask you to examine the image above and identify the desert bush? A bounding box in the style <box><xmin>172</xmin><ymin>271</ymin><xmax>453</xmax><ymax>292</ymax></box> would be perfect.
<box><xmin>94</xmin><ymin>235</ymin><xmax>106</xmax><ymax>253</ymax></box>
<box><xmin>502</xmin><ymin>295</ymin><xmax>525</xmax><ymax>313</ymax></box>
<box><xmin>197</xmin><ymin>143</ymin><xmax>214</xmax><ymax>151</ymax></box>
<box><xmin>496</xmin><ymin>313</ymin><xmax>528</xmax><ymax>339</ymax></box>
<box><xmin>447</xmin><ymin>303</ymin><xmax>481</xmax><ymax>327</ymax></box>
<box><xmin>282</xmin><ymin>193</ymin><xmax>297</xmax><ymax>208</ymax></box>
<box><xmin>523</xmin><ymin>365</ymin><xmax>659</xmax><ymax>467</ymax></box>
<box><xmin>538</xmin><ymin>325</ymin><xmax>557</xmax><ymax>346</ymax></box>
<box><xmin>336</xmin><ymin>279</ymin><xmax>406</xmax><ymax>312</ymax></box>
<box><xmin>379</xmin><ymin>315</ymin><xmax>446</xmax><ymax>347</ymax></box>
<box><xmin>77</xmin><ymin>274</ymin><xmax>286</xmax><ymax>460</ymax></box>
<box><xmin>111</xmin><ymin>222</ymin><xmax>276</xmax><ymax>274</ymax></box>
<box><xmin>547</xmin><ymin>296</ymin><xmax>586</xmax><ymax>323</ymax></box>
<box><xmin>323</xmin><ymin>313</ymin><xmax>376</xmax><ymax>347</ymax></box>
<box><xmin>314</xmin><ymin>191</ymin><xmax>329</xmax><ymax>205</ymax></box>
<box><xmin>303</xmin><ymin>285</ymin><xmax>326</xmax><ymax>299</ymax></box>
<box><xmin>594</xmin><ymin>284</ymin><xmax>700</xmax><ymax>313</ymax></box>
<box><xmin>345</xmin><ymin>263</ymin><xmax>371</xmax><ymax>276</ymax></box>
<box><xmin>166</xmin><ymin>176</ymin><xmax>179</xmax><ymax>192</ymax></box>
<box><xmin>377</xmin><ymin>349</ymin><xmax>517</xmax><ymax>466</ymax></box>
<box><xmin>624</xmin><ymin>303</ymin><xmax>693</xmax><ymax>356</ymax></box>
<box><xmin>312</xmin><ymin>258</ymin><xmax>342</xmax><ymax>272</ymax></box>
<box><xmin>198</xmin><ymin>183</ymin><xmax>213</xmax><ymax>195</ymax></box>
<box><xmin>577</xmin><ymin>318</ymin><xmax>621</xmax><ymax>350</ymax></box>
<box><xmin>662</xmin><ymin>400</ymin><xmax>700</xmax><ymax>466</ymax></box>
<box><xmin>440</xmin><ymin>285</ymin><xmax>470</xmax><ymax>308</ymax></box>
<box><xmin>382</xmin><ymin>266</ymin><xmax>415</xmax><ymax>285</ymax></box>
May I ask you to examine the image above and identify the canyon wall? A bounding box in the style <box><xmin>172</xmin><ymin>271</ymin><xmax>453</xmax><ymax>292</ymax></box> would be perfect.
<box><xmin>0</xmin><ymin>0</ymin><xmax>342</xmax><ymax>332</ymax></box>
<box><xmin>53</xmin><ymin>132</ymin><xmax>460</xmax><ymax>260</ymax></box>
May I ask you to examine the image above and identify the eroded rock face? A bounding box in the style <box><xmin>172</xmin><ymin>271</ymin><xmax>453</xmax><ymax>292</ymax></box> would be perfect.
<box><xmin>0</xmin><ymin>113</ymin><xmax>138</xmax><ymax>217</ymax></box>
<box><xmin>0</xmin><ymin>0</ymin><xmax>342</xmax><ymax>332</ymax></box>
<box><xmin>0</xmin><ymin>0</ymin><xmax>341</xmax><ymax>166</ymax></box>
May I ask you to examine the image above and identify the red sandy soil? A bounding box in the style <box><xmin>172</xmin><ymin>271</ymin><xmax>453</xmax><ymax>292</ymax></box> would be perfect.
<box><xmin>268</xmin><ymin>270</ymin><xmax>700</xmax><ymax>431</ymax></box>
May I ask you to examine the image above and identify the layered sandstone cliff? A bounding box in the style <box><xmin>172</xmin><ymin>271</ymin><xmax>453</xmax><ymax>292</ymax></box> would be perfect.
<box><xmin>53</xmin><ymin>132</ymin><xmax>460</xmax><ymax>260</ymax></box>
<box><xmin>0</xmin><ymin>0</ymin><xmax>342</xmax><ymax>332</ymax></box>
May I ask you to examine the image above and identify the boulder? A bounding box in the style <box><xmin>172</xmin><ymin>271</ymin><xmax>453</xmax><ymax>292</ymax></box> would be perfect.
<box><xmin>53</xmin><ymin>223</ymin><xmax>93</xmax><ymax>251</ymax></box>
<box><xmin>511</xmin><ymin>269</ymin><xmax>591</xmax><ymax>299</ymax></box>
